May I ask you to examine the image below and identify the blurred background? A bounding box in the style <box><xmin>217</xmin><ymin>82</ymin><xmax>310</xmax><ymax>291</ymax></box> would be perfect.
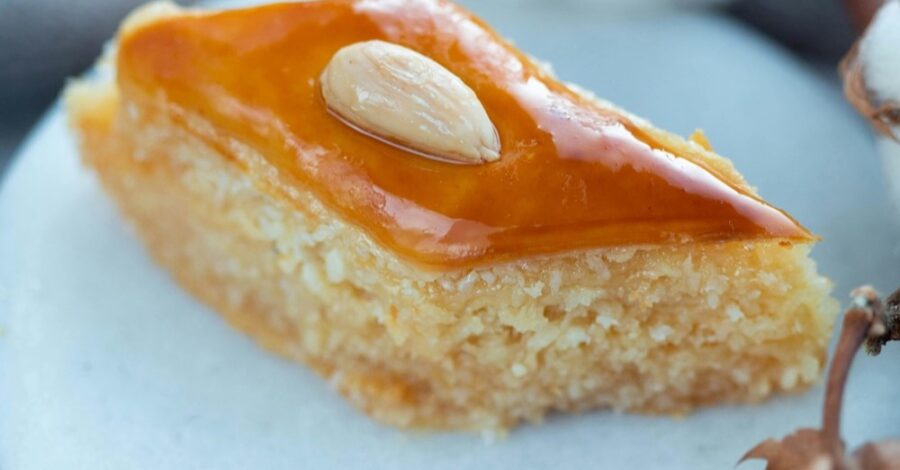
<box><xmin>0</xmin><ymin>0</ymin><xmax>881</xmax><ymax>174</ymax></box>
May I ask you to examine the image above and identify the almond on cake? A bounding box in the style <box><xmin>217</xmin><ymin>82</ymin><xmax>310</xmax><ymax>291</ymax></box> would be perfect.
<box><xmin>65</xmin><ymin>0</ymin><xmax>838</xmax><ymax>432</ymax></box>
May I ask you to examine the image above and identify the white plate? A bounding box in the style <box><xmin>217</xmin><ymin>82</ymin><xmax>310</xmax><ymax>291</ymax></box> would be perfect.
<box><xmin>2</xmin><ymin>2</ymin><xmax>899</xmax><ymax>469</ymax></box>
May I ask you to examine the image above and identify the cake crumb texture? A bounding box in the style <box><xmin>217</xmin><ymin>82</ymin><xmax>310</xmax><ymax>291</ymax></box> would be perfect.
<box><xmin>65</xmin><ymin>76</ymin><xmax>837</xmax><ymax>432</ymax></box>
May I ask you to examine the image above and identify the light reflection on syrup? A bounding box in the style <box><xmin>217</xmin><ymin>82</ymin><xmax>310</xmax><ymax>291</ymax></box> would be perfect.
<box><xmin>118</xmin><ymin>0</ymin><xmax>813</xmax><ymax>268</ymax></box>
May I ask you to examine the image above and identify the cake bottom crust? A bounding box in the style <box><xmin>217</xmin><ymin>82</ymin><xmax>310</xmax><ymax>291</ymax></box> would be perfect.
<box><xmin>66</xmin><ymin>81</ymin><xmax>838</xmax><ymax>432</ymax></box>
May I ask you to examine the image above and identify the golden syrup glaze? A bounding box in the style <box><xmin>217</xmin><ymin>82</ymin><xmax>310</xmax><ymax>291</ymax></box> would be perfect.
<box><xmin>117</xmin><ymin>0</ymin><xmax>812</xmax><ymax>268</ymax></box>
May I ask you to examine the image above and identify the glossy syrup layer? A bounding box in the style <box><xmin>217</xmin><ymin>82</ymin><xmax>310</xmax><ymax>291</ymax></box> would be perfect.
<box><xmin>118</xmin><ymin>0</ymin><xmax>812</xmax><ymax>268</ymax></box>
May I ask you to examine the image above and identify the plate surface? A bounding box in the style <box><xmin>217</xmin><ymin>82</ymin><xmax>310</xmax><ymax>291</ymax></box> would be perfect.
<box><xmin>2</xmin><ymin>2</ymin><xmax>899</xmax><ymax>469</ymax></box>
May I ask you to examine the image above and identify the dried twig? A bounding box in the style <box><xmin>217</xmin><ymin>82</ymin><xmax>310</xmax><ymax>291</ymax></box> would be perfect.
<box><xmin>740</xmin><ymin>286</ymin><xmax>900</xmax><ymax>470</ymax></box>
<box><xmin>867</xmin><ymin>287</ymin><xmax>900</xmax><ymax>355</ymax></box>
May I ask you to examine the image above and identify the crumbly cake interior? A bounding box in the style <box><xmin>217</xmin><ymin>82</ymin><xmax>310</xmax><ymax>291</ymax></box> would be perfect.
<box><xmin>67</xmin><ymin>78</ymin><xmax>837</xmax><ymax>431</ymax></box>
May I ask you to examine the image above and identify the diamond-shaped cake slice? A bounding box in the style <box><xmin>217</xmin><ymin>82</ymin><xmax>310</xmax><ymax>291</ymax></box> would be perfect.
<box><xmin>66</xmin><ymin>0</ymin><xmax>837</xmax><ymax>431</ymax></box>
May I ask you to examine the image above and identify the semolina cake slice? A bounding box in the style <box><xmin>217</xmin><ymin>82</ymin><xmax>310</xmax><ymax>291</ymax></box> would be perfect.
<box><xmin>65</xmin><ymin>0</ymin><xmax>838</xmax><ymax>431</ymax></box>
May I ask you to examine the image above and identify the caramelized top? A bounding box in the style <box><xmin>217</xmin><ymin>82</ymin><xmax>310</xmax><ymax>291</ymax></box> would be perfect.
<box><xmin>118</xmin><ymin>0</ymin><xmax>812</xmax><ymax>268</ymax></box>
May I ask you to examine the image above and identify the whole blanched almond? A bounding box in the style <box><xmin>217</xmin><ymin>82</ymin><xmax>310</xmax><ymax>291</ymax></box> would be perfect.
<box><xmin>320</xmin><ymin>40</ymin><xmax>501</xmax><ymax>164</ymax></box>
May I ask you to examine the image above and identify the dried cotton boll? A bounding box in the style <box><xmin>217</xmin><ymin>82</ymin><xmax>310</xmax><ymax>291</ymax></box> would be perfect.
<box><xmin>844</xmin><ymin>2</ymin><xmax>900</xmax><ymax>215</ymax></box>
<box><xmin>859</xmin><ymin>2</ymin><xmax>900</xmax><ymax>105</ymax></box>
